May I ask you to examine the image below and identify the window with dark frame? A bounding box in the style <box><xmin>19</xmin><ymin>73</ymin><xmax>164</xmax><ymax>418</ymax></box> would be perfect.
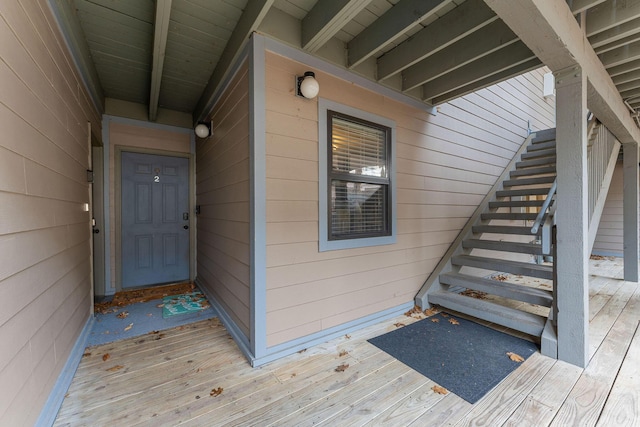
<box><xmin>327</xmin><ymin>110</ymin><xmax>391</xmax><ymax>241</ymax></box>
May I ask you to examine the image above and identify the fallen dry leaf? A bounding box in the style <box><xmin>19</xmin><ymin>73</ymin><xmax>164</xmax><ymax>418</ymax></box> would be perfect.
<box><xmin>344</xmin><ymin>334</ymin><xmax>351</xmax><ymax>339</ymax></box>
<box><xmin>102</xmin><ymin>353</ymin><xmax>110</xmax><ymax>362</ymax></box>
<box><xmin>335</xmin><ymin>363</ymin><xmax>349</xmax><ymax>372</ymax></box>
<box><xmin>432</xmin><ymin>385</ymin><xmax>448</xmax><ymax>395</ymax></box>
<box><xmin>404</xmin><ymin>305</ymin><xmax>423</xmax><ymax>317</ymax></box>
<box><xmin>338</xmin><ymin>350</ymin><xmax>348</xmax><ymax>357</ymax></box>
<box><xmin>424</xmin><ymin>307</ymin><xmax>439</xmax><ymax>317</ymax></box>
<box><xmin>210</xmin><ymin>387</ymin><xmax>223</xmax><ymax>397</ymax></box>
<box><xmin>298</xmin><ymin>348</ymin><xmax>307</xmax><ymax>354</ymax></box>
<box><xmin>82</xmin><ymin>352</ymin><xmax>92</xmax><ymax>358</ymax></box>
<box><xmin>460</xmin><ymin>289</ymin><xmax>488</xmax><ymax>300</ymax></box>
<box><xmin>124</xmin><ymin>323</ymin><xmax>133</xmax><ymax>331</ymax></box>
<box><xmin>116</xmin><ymin>311</ymin><xmax>129</xmax><ymax>319</ymax></box>
<box><xmin>507</xmin><ymin>352</ymin><xmax>525</xmax><ymax>362</ymax></box>
<box><xmin>448</xmin><ymin>318</ymin><xmax>460</xmax><ymax>325</ymax></box>
<box><xmin>394</xmin><ymin>322</ymin><xmax>406</xmax><ymax>328</ymax></box>
<box><xmin>106</xmin><ymin>365</ymin><xmax>124</xmax><ymax>372</ymax></box>
<box><xmin>493</xmin><ymin>274</ymin><xmax>509</xmax><ymax>281</ymax></box>
<box><xmin>431</xmin><ymin>318</ymin><xmax>440</xmax><ymax>323</ymax></box>
<box><xmin>441</xmin><ymin>313</ymin><xmax>449</xmax><ymax>318</ymax></box>
<box><xmin>590</xmin><ymin>255</ymin><xmax>605</xmax><ymax>260</ymax></box>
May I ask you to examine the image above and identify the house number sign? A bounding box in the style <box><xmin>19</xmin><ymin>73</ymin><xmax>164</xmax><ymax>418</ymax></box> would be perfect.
<box><xmin>154</xmin><ymin>168</ymin><xmax>160</xmax><ymax>183</ymax></box>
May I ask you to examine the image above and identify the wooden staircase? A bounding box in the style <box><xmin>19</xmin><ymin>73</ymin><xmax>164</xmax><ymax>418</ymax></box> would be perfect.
<box><xmin>427</xmin><ymin>128</ymin><xmax>557</xmax><ymax>340</ymax></box>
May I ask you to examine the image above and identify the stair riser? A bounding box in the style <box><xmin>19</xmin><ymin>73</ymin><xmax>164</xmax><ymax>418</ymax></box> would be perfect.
<box><xmin>439</xmin><ymin>273</ymin><xmax>553</xmax><ymax>306</ymax></box>
<box><xmin>527</xmin><ymin>141</ymin><xmax>556</xmax><ymax>152</ymax></box>
<box><xmin>516</xmin><ymin>157</ymin><xmax>556</xmax><ymax>169</ymax></box>
<box><xmin>521</xmin><ymin>149</ymin><xmax>556</xmax><ymax>160</ymax></box>
<box><xmin>429</xmin><ymin>293</ymin><xmax>545</xmax><ymax>336</ymax></box>
<box><xmin>481</xmin><ymin>213</ymin><xmax>539</xmax><ymax>220</ymax></box>
<box><xmin>472</xmin><ymin>225</ymin><xmax>541</xmax><ymax>236</ymax></box>
<box><xmin>488</xmin><ymin>201</ymin><xmax>544</xmax><ymax>208</ymax></box>
<box><xmin>510</xmin><ymin>167</ymin><xmax>556</xmax><ymax>178</ymax></box>
<box><xmin>496</xmin><ymin>188</ymin><xmax>552</xmax><ymax>197</ymax></box>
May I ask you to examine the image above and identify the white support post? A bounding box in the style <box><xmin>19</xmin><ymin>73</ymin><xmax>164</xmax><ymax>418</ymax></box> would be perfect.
<box><xmin>555</xmin><ymin>66</ymin><xmax>590</xmax><ymax>368</ymax></box>
<box><xmin>623</xmin><ymin>143</ymin><xmax>639</xmax><ymax>282</ymax></box>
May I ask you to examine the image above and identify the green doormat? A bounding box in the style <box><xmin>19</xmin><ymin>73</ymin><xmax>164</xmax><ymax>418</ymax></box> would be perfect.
<box><xmin>162</xmin><ymin>291</ymin><xmax>210</xmax><ymax>318</ymax></box>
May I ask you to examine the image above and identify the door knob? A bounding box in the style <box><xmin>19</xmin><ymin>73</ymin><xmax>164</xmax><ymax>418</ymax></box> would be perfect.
<box><xmin>93</xmin><ymin>229</ymin><xmax>100</xmax><ymax>234</ymax></box>
<box><xmin>183</xmin><ymin>225</ymin><xmax>189</xmax><ymax>230</ymax></box>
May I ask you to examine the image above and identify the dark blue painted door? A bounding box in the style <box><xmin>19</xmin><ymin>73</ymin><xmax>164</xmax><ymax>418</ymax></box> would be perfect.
<box><xmin>121</xmin><ymin>152</ymin><xmax>189</xmax><ymax>288</ymax></box>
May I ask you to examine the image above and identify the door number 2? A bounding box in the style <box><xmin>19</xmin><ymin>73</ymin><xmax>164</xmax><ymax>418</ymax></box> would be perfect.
<box><xmin>154</xmin><ymin>175</ymin><xmax>160</xmax><ymax>183</ymax></box>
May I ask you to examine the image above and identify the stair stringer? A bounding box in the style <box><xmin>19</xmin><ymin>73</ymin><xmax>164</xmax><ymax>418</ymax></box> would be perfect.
<box><xmin>415</xmin><ymin>132</ymin><xmax>537</xmax><ymax>308</ymax></box>
<box><xmin>588</xmin><ymin>139</ymin><xmax>621</xmax><ymax>253</ymax></box>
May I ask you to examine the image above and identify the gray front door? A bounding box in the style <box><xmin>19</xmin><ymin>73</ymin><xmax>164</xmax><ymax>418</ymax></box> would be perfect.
<box><xmin>121</xmin><ymin>152</ymin><xmax>190</xmax><ymax>288</ymax></box>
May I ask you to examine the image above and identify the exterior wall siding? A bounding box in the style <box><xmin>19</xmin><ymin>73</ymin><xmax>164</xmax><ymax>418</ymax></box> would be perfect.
<box><xmin>0</xmin><ymin>0</ymin><xmax>100</xmax><ymax>424</ymax></box>
<box><xmin>264</xmin><ymin>53</ymin><xmax>555</xmax><ymax>347</ymax></box>
<box><xmin>106</xmin><ymin>120</ymin><xmax>191</xmax><ymax>293</ymax></box>
<box><xmin>196</xmin><ymin>61</ymin><xmax>251</xmax><ymax>338</ymax></box>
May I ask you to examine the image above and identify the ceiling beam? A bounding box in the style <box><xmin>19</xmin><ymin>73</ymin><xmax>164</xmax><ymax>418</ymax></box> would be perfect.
<box><xmin>347</xmin><ymin>0</ymin><xmax>449</xmax><ymax>68</ymax></box>
<box><xmin>613</xmin><ymin>68</ymin><xmax>640</xmax><ymax>85</ymax></box>
<box><xmin>599</xmin><ymin>40</ymin><xmax>640</xmax><ymax>69</ymax></box>
<box><xmin>620</xmin><ymin>87</ymin><xmax>640</xmax><ymax>102</ymax></box>
<box><xmin>149</xmin><ymin>0</ymin><xmax>172</xmax><ymax>122</ymax></box>
<box><xmin>402</xmin><ymin>19</ymin><xmax>518</xmax><ymax>91</ymax></box>
<box><xmin>484</xmin><ymin>0</ymin><xmax>640</xmax><ymax>145</ymax></box>
<box><xmin>377</xmin><ymin>0</ymin><xmax>497</xmax><ymax>80</ymax></box>
<box><xmin>589</xmin><ymin>17</ymin><xmax>640</xmax><ymax>49</ymax></box>
<box><xmin>616</xmin><ymin>79</ymin><xmax>640</xmax><ymax>94</ymax></box>
<box><xmin>567</xmin><ymin>0</ymin><xmax>608</xmax><ymax>15</ymax></box>
<box><xmin>302</xmin><ymin>0</ymin><xmax>371</xmax><ymax>52</ymax></box>
<box><xmin>420</xmin><ymin>40</ymin><xmax>536</xmax><ymax>100</ymax></box>
<box><xmin>608</xmin><ymin>59</ymin><xmax>640</xmax><ymax>78</ymax></box>
<box><xmin>586</xmin><ymin>0</ymin><xmax>640</xmax><ymax>36</ymax></box>
<box><xmin>595</xmin><ymin>33</ymin><xmax>640</xmax><ymax>55</ymax></box>
<box><xmin>431</xmin><ymin>58</ymin><xmax>541</xmax><ymax>105</ymax></box>
<box><xmin>194</xmin><ymin>0</ymin><xmax>274</xmax><ymax>122</ymax></box>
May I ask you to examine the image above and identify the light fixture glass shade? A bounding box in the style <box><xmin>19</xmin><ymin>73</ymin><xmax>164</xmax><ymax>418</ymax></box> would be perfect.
<box><xmin>194</xmin><ymin>123</ymin><xmax>210</xmax><ymax>138</ymax></box>
<box><xmin>300</xmin><ymin>74</ymin><xmax>319</xmax><ymax>99</ymax></box>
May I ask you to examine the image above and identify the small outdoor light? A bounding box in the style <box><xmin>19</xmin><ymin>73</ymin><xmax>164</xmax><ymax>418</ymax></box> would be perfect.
<box><xmin>296</xmin><ymin>71</ymin><xmax>320</xmax><ymax>99</ymax></box>
<box><xmin>194</xmin><ymin>120</ymin><xmax>213</xmax><ymax>138</ymax></box>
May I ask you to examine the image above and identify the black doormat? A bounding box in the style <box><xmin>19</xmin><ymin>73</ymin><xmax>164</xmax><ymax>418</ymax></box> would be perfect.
<box><xmin>368</xmin><ymin>312</ymin><xmax>538</xmax><ymax>403</ymax></box>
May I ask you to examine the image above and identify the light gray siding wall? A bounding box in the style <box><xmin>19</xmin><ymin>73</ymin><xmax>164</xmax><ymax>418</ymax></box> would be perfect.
<box><xmin>264</xmin><ymin>53</ymin><xmax>555</xmax><ymax>347</ymax></box>
<box><xmin>196</xmin><ymin>61</ymin><xmax>251</xmax><ymax>338</ymax></box>
<box><xmin>0</xmin><ymin>1</ymin><xmax>100</xmax><ymax>424</ymax></box>
<box><xmin>593</xmin><ymin>161</ymin><xmax>631</xmax><ymax>256</ymax></box>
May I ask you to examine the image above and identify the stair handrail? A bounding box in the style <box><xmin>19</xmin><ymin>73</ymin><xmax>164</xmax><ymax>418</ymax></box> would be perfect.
<box><xmin>531</xmin><ymin>179</ymin><xmax>556</xmax><ymax>235</ymax></box>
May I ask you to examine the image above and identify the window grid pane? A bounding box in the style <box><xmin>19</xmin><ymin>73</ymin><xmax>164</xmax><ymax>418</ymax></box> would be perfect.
<box><xmin>328</xmin><ymin>111</ymin><xmax>391</xmax><ymax>240</ymax></box>
<box><xmin>331</xmin><ymin>116</ymin><xmax>387</xmax><ymax>178</ymax></box>
<box><xmin>331</xmin><ymin>180</ymin><xmax>387</xmax><ymax>237</ymax></box>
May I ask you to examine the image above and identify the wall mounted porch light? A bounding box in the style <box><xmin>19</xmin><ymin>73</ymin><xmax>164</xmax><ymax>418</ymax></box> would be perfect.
<box><xmin>194</xmin><ymin>120</ymin><xmax>213</xmax><ymax>139</ymax></box>
<box><xmin>296</xmin><ymin>71</ymin><xmax>320</xmax><ymax>99</ymax></box>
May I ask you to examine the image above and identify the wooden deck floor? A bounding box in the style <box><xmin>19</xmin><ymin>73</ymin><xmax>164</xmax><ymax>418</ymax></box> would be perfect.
<box><xmin>54</xmin><ymin>258</ymin><xmax>639</xmax><ymax>426</ymax></box>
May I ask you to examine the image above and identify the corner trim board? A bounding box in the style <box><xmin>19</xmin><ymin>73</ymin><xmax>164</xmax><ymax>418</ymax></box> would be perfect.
<box><xmin>249</xmin><ymin>34</ymin><xmax>268</xmax><ymax>360</ymax></box>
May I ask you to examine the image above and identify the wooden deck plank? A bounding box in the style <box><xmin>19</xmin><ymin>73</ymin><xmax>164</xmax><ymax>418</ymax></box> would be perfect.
<box><xmin>588</xmin><ymin>281</ymin><xmax>638</xmax><ymax>358</ymax></box>
<box><xmin>53</xmin><ymin>259</ymin><xmax>640</xmax><ymax>427</ymax></box>
<box><xmin>549</xmin><ymin>284</ymin><xmax>640</xmax><ymax>427</ymax></box>
<box><xmin>451</xmin><ymin>352</ymin><xmax>556</xmax><ymax>426</ymax></box>
<box><xmin>503</xmin><ymin>360</ymin><xmax>583</xmax><ymax>427</ymax></box>
<box><xmin>596</xmin><ymin>321</ymin><xmax>640</xmax><ymax>427</ymax></box>
<box><xmin>361</xmin><ymin>381</ymin><xmax>447</xmax><ymax>426</ymax></box>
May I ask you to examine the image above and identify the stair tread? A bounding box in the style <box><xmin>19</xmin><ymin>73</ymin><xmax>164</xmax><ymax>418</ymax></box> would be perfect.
<box><xmin>516</xmin><ymin>157</ymin><xmax>556</xmax><ymax>169</ymax></box>
<box><xmin>428</xmin><ymin>291</ymin><xmax>547</xmax><ymax>336</ymax></box>
<box><xmin>510</xmin><ymin>166</ymin><xmax>556</xmax><ymax>177</ymax></box>
<box><xmin>532</xmin><ymin>129</ymin><xmax>556</xmax><ymax>142</ymax></box>
<box><xmin>481</xmin><ymin>212</ymin><xmax>540</xmax><ymax>220</ymax></box>
<box><xmin>489</xmin><ymin>199</ymin><xmax>545</xmax><ymax>208</ymax></box>
<box><xmin>473</xmin><ymin>225</ymin><xmax>541</xmax><ymax>236</ymax></box>
<box><xmin>462</xmin><ymin>238</ymin><xmax>543</xmax><ymax>255</ymax></box>
<box><xmin>527</xmin><ymin>141</ymin><xmax>556</xmax><ymax>151</ymax></box>
<box><xmin>521</xmin><ymin>148</ymin><xmax>556</xmax><ymax>160</ymax></box>
<box><xmin>452</xmin><ymin>254</ymin><xmax>553</xmax><ymax>279</ymax></box>
<box><xmin>504</xmin><ymin>176</ymin><xmax>556</xmax><ymax>187</ymax></box>
<box><xmin>440</xmin><ymin>272</ymin><xmax>552</xmax><ymax>306</ymax></box>
<box><xmin>496</xmin><ymin>187</ymin><xmax>552</xmax><ymax>197</ymax></box>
